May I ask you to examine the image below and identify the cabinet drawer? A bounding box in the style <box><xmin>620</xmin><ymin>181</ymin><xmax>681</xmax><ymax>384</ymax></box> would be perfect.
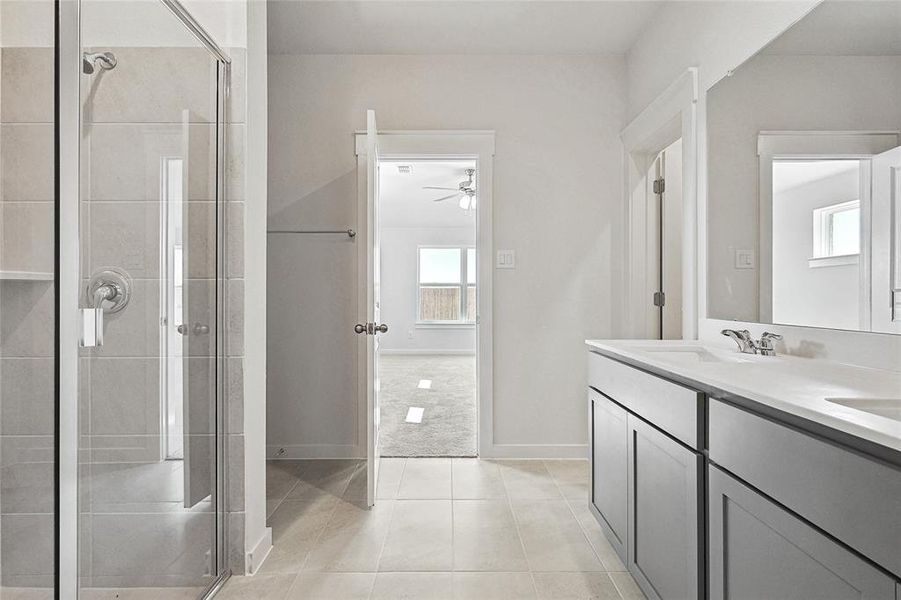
<box><xmin>588</xmin><ymin>351</ymin><xmax>704</xmax><ymax>449</ymax></box>
<box><xmin>709</xmin><ymin>465</ymin><xmax>895</xmax><ymax>600</ymax></box>
<box><xmin>709</xmin><ymin>399</ymin><xmax>901</xmax><ymax>577</ymax></box>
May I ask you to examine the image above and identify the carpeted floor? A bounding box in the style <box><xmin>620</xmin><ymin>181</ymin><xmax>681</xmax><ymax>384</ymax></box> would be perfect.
<box><xmin>379</xmin><ymin>354</ymin><xmax>476</xmax><ymax>457</ymax></box>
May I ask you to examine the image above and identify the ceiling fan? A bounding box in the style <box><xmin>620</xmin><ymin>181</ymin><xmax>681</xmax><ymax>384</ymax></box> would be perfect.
<box><xmin>423</xmin><ymin>168</ymin><xmax>477</xmax><ymax>211</ymax></box>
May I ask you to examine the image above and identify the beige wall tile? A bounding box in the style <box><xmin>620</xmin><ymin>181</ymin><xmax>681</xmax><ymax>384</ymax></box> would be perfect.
<box><xmin>84</xmin><ymin>47</ymin><xmax>217</xmax><ymax>124</ymax></box>
<box><xmin>0</xmin><ymin>124</ymin><xmax>53</xmax><ymax>201</ymax></box>
<box><xmin>1</xmin><ymin>357</ymin><xmax>54</xmax><ymax>434</ymax></box>
<box><xmin>0</xmin><ymin>513</ymin><xmax>54</xmax><ymax>585</ymax></box>
<box><xmin>87</xmin><ymin>357</ymin><xmax>160</xmax><ymax>436</ymax></box>
<box><xmin>87</xmin><ymin>202</ymin><xmax>161</xmax><ymax>278</ymax></box>
<box><xmin>0</xmin><ymin>48</ymin><xmax>54</xmax><ymax>123</ymax></box>
<box><xmin>0</xmin><ymin>461</ymin><xmax>53</xmax><ymax>513</ymax></box>
<box><xmin>0</xmin><ymin>281</ymin><xmax>55</xmax><ymax>357</ymax></box>
<box><xmin>87</xmin><ymin>123</ymin><xmax>217</xmax><ymax>202</ymax></box>
<box><xmin>0</xmin><ymin>202</ymin><xmax>53</xmax><ymax>273</ymax></box>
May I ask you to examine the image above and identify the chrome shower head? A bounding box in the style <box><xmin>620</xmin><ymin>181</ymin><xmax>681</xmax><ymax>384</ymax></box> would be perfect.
<box><xmin>83</xmin><ymin>51</ymin><xmax>117</xmax><ymax>75</ymax></box>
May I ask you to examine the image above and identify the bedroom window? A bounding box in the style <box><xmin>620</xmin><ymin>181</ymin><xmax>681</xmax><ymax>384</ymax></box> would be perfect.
<box><xmin>418</xmin><ymin>247</ymin><xmax>476</xmax><ymax>324</ymax></box>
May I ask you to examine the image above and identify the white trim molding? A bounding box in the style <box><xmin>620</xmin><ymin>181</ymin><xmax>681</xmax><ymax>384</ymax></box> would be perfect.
<box><xmin>354</xmin><ymin>130</ymin><xmax>497</xmax><ymax>459</ymax></box>
<box><xmin>621</xmin><ymin>68</ymin><xmax>699</xmax><ymax>340</ymax></box>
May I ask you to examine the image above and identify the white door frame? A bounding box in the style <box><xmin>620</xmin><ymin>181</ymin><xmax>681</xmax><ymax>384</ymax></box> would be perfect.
<box><xmin>621</xmin><ymin>68</ymin><xmax>699</xmax><ymax>340</ymax></box>
<box><xmin>354</xmin><ymin>130</ymin><xmax>495</xmax><ymax>458</ymax></box>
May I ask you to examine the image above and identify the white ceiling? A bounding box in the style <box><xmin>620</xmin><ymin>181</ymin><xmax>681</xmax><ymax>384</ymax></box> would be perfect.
<box><xmin>772</xmin><ymin>160</ymin><xmax>859</xmax><ymax>195</ymax></box>
<box><xmin>763</xmin><ymin>1</ymin><xmax>901</xmax><ymax>56</ymax></box>
<box><xmin>268</xmin><ymin>1</ymin><xmax>664</xmax><ymax>55</ymax></box>
<box><xmin>380</xmin><ymin>160</ymin><xmax>478</xmax><ymax>228</ymax></box>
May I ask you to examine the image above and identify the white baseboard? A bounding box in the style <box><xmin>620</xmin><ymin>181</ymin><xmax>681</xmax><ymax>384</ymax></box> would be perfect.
<box><xmin>246</xmin><ymin>527</ymin><xmax>272</xmax><ymax>575</ymax></box>
<box><xmin>480</xmin><ymin>443</ymin><xmax>589</xmax><ymax>460</ymax></box>
<box><xmin>267</xmin><ymin>444</ymin><xmax>364</xmax><ymax>460</ymax></box>
<box><xmin>379</xmin><ymin>349</ymin><xmax>476</xmax><ymax>356</ymax></box>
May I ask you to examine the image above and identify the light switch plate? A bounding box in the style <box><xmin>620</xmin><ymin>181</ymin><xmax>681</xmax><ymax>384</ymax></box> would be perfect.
<box><xmin>734</xmin><ymin>248</ymin><xmax>755</xmax><ymax>270</ymax></box>
<box><xmin>496</xmin><ymin>249</ymin><xmax>516</xmax><ymax>269</ymax></box>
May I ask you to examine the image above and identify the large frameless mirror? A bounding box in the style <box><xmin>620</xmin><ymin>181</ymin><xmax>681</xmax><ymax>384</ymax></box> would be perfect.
<box><xmin>707</xmin><ymin>0</ymin><xmax>901</xmax><ymax>334</ymax></box>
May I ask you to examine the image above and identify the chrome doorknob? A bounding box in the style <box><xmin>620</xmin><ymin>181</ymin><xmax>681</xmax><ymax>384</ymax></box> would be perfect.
<box><xmin>177</xmin><ymin>324</ymin><xmax>189</xmax><ymax>335</ymax></box>
<box><xmin>374</xmin><ymin>323</ymin><xmax>388</xmax><ymax>334</ymax></box>
<box><xmin>193</xmin><ymin>323</ymin><xmax>210</xmax><ymax>335</ymax></box>
<box><xmin>354</xmin><ymin>323</ymin><xmax>367</xmax><ymax>334</ymax></box>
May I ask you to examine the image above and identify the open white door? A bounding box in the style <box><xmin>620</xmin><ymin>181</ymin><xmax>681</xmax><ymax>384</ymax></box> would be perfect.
<box><xmin>871</xmin><ymin>145</ymin><xmax>901</xmax><ymax>333</ymax></box>
<box><xmin>364</xmin><ymin>110</ymin><xmax>384</xmax><ymax>506</ymax></box>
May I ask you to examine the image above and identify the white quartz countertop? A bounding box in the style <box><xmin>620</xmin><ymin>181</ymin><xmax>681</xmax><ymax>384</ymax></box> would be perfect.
<box><xmin>586</xmin><ymin>339</ymin><xmax>901</xmax><ymax>455</ymax></box>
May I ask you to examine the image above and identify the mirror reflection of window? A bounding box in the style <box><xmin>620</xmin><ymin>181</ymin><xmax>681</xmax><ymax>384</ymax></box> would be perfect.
<box><xmin>772</xmin><ymin>159</ymin><xmax>862</xmax><ymax>330</ymax></box>
<box><xmin>813</xmin><ymin>200</ymin><xmax>859</xmax><ymax>259</ymax></box>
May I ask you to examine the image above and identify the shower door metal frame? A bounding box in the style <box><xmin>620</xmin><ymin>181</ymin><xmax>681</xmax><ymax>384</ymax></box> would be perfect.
<box><xmin>57</xmin><ymin>1</ymin><xmax>232</xmax><ymax>597</ymax></box>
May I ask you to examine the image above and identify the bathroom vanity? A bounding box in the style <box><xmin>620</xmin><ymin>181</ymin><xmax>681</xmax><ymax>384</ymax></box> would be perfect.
<box><xmin>586</xmin><ymin>340</ymin><xmax>901</xmax><ymax>600</ymax></box>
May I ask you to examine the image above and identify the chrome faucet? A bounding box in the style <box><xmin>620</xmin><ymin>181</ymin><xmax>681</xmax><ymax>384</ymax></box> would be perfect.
<box><xmin>721</xmin><ymin>329</ymin><xmax>757</xmax><ymax>354</ymax></box>
<box><xmin>721</xmin><ymin>329</ymin><xmax>783</xmax><ymax>356</ymax></box>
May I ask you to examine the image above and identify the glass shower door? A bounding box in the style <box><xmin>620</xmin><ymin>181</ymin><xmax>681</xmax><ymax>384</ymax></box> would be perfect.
<box><xmin>74</xmin><ymin>1</ymin><xmax>226</xmax><ymax>596</ymax></box>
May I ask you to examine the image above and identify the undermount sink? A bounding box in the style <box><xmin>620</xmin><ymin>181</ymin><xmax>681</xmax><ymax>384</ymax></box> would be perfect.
<box><xmin>641</xmin><ymin>345</ymin><xmax>751</xmax><ymax>365</ymax></box>
<box><xmin>825</xmin><ymin>398</ymin><xmax>901</xmax><ymax>422</ymax></box>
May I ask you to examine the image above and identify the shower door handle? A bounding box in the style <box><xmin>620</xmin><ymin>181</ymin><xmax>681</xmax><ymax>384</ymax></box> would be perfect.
<box><xmin>80</xmin><ymin>307</ymin><xmax>104</xmax><ymax>347</ymax></box>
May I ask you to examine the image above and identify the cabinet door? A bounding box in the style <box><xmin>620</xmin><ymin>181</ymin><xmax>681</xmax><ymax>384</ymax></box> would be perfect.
<box><xmin>590</xmin><ymin>390</ymin><xmax>628</xmax><ymax>562</ymax></box>
<box><xmin>627</xmin><ymin>415</ymin><xmax>703</xmax><ymax>600</ymax></box>
<box><xmin>709</xmin><ymin>465</ymin><xmax>896</xmax><ymax>600</ymax></box>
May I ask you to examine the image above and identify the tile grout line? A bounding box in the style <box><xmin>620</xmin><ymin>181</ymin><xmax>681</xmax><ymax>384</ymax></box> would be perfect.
<box><xmin>498</xmin><ymin>461</ymin><xmax>542</xmax><ymax>599</ymax></box>
<box><xmin>296</xmin><ymin>461</ymin><xmax>360</xmax><ymax>574</ymax></box>
<box><xmin>373</xmin><ymin>457</ymin><xmax>405</xmax><ymax>576</ymax></box>
<box><xmin>545</xmin><ymin>459</ymin><xmax>627</xmax><ymax>600</ymax></box>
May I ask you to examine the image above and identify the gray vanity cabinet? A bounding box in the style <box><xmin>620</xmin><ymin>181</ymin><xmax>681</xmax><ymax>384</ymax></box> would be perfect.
<box><xmin>709</xmin><ymin>465</ymin><xmax>896</xmax><ymax>600</ymax></box>
<box><xmin>627</xmin><ymin>416</ymin><xmax>703</xmax><ymax>600</ymax></box>
<box><xmin>589</xmin><ymin>389</ymin><xmax>628</xmax><ymax>561</ymax></box>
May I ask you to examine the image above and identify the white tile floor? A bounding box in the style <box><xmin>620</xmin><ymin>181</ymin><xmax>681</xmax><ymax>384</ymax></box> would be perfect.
<box><xmin>220</xmin><ymin>458</ymin><xmax>646</xmax><ymax>600</ymax></box>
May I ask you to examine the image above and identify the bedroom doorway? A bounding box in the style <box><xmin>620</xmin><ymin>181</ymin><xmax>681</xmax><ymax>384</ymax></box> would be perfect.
<box><xmin>377</xmin><ymin>159</ymin><xmax>479</xmax><ymax>457</ymax></box>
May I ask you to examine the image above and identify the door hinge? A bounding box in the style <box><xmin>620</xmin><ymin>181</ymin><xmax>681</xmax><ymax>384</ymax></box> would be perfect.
<box><xmin>653</xmin><ymin>178</ymin><xmax>665</xmax><ymax>195</ymax></box>
<box><xmin>653</xmin><ymin>291</ymin><xmax>666</xmax><ymax>307</ymax></box>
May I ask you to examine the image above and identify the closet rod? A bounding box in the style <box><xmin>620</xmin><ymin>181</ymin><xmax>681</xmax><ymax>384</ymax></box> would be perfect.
<box><xmin>267</xmin><ymin>229</ymin><xmax>356</xmax><ymax>238</ymax></box>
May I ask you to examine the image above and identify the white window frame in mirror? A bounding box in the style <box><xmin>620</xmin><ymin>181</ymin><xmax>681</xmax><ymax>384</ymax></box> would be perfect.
<box><xmin>757</xmin><ymin>131</ymin><xmax>900</xmax><ymax>328</ymax></box>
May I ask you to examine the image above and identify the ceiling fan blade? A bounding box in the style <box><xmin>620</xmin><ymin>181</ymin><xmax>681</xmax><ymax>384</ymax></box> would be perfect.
<box><xmin>422</xmin><ymin>186</ymin><xmax>458</xmax><ymax>191</ymax></box>
<box><xmin>432</xmin><ymin>193</ymin><xmax>460</xmax><ymax>202</ymax></box>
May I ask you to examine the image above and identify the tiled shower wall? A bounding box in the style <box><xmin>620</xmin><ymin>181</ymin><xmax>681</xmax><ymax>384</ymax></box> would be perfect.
<box><xmin>0</xmin><ymin>43</ymin><xmax>57</xmax><ymax>590</ymax></box>
<box><xmin>0</xmin><ymin>40</ymin><xmax>248</xmax><ymax>589</ymax></box>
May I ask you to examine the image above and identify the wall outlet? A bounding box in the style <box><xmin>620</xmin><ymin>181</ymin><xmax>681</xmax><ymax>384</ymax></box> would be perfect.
<box><xmin>496</xmin><ymin>249</ymin><xmax>516</xmax><ymax>269</ymax></box>
<box><xmin>734</xmin><ymin>248</ymin><xmax>755</xmax><ymax>270</ymax></box>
